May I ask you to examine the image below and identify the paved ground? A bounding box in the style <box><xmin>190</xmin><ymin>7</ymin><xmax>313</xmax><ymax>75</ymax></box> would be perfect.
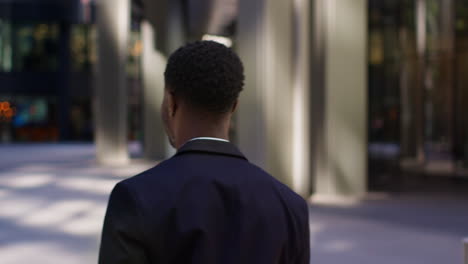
<box><xmin>0</xmin><ymin>143</ymin><xmax>155</xmax><ymax>264</ymax></box>
<box><xmin>310</xmin><ymin>195</ymin><xmax>468</xmax><ymax>264</ymax></box>
<box><xmin>0</xmin><ymin>144</ymin><xmax>467</xmax><ymax>264</ymax></box>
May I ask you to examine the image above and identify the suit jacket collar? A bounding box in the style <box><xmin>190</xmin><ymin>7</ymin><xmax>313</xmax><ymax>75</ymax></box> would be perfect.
<box><xmin>176</xmin><ymin>139</ymin><xmax>247</xmax><ymax>160</ymax></box>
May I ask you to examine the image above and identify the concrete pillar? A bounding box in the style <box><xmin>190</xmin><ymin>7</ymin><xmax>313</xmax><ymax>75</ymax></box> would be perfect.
<box><xmin>414</xmin><ymin>0</ymin><xmax>426</xmax><ymax>163</ymax></box>
<box><xmin>440</xmin><ymin>0</ymin><xmax>455</xmax><ymax>155</ymax></box>
<box><xmin>291</xmin><ymin>0</ymin><xmax>311</xmax><ymax>196</ymax></box>
<box><xmin>141</xmin><ymin>21</ymin><xmax>172</xmax><ymax>160</ymax></box>
<box><xmin>310</xmin><ymin>0</ymin><xmax>327</xmax><ymax>196</ymax></box>
<box><xmin>141</xmin><ymin>0</ymin><xmax>186</xmax><ymax>56</ymax></box>
<box><xmin>165</xmin><ymin>1</ymin><xmax>186</xmax><ymax>53</ymax></box>
<box><xmin>236</xmin><ymin>0</ymin><xmax>268</xmax><ymax>171</ymax></box>
<box><xmin>140</xmin><ymin>0</ymin><xmax>185</xmax><ymax>160</ymax></box>
<box><xmin>464</xmin><ymin>238</ymin><xmax>468</xmax><ymax>264</ymax></box>
<box><xmin>95</xmin><ymin>0</ymin><xmax>130</xmax><ymax>165</ymax></box>
<box><xmin>313</xmin><ymin>0</ymin><xmax>368</xmax><ymax>197</ymax></box>
<box><xmin>237</xmin><ymin>0</ymin><xmax>311</xmax><ymax>196</ymax></box>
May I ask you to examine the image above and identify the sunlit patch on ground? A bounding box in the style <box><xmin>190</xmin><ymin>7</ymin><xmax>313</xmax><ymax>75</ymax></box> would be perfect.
<box><xmin>0</xmin><ymin>144</ymin><xmax>154</xmax><ymax>264</ymax></box>
<box><xmin>0</xmin><ymin>173</ymin><xmax>55</xmax><ymax>188</ymax></box>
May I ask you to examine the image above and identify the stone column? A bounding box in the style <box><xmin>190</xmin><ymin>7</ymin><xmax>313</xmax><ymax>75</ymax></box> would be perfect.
<box><xmin>141</xmin><ymin>21</ymin><xmax>171</xmax><ymax>160</ymax></box>
<box><xmin>141</xmin><ymin>0</ymin><xmax>185</xmax><ymax>56</ymax></box>
<box><xmin>313</xmin><ymin>0</ymin><xmax>368</xmax><ymax>197</ymax></box>
<box><xmin>95</xmin><ymin>0</ymin><xmax>130</xmax><ymax>165</ymax></box>
<box><xmin>464</xmin><ymin>238</ymin><xmax>468</xmax><ymax>264</ymax></box>
<box><xmin>310</xmin><ymin>0</ymin><xmax>327</xmax><ymax>196</ymax></box>
<box><xmin>237</xmin><ymin>0</ymin><xmax>311</xmax><ymax>196</ymax></box>
<box><xmin>140</xmin><ymin>0</ymin><xmax>184</xmax><ymax>159</ymax></box>
<box><xmin>291</xmin><ymin>0</ymin><xmax>311</xmax><ymax>196</ymax></box>
<box><xmin>236</xmin><ymin>0</ymin><xmax>268</xmax><ymax>173</ymax></box>
<box><xmin>414</xmin><ymin>0</ymin><xmax>426</xmax><ymax>163</ymax></box>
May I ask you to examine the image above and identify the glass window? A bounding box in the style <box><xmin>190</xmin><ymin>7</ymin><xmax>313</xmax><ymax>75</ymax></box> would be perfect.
<box><xmin>369</xmin><ymin>0</ymin><xmax>468</xmax><ymax>170</ymax></box>
<box><xmin>454</xmin><ymin>0</ymin><xmax>468</xmax><ymax>165</ymax></box>
<box><xmin>70</xmin><ymin>24</ymin><xmax>96</xmax><ymax>72</ymax></box>
<box><xmin>12</xmin><ymin>23</ymin><xmax>59</xmax><ymax>72</ymax></box>
<box><xmin>368</xmin><ymin>0</ymin><xmax>410</xmax><ymax>145</ymax></box>
<box><xmin>0</xmin><ymin>22</ymin><xmax>60</xmax><ymax>72</ymax></box>
<box><xmin>127</xmin><ymin>29</ymin><xmax>142</xmax><ymax>78</ymax></box>
<box><xmin>0</xmin><ymin>96</ymin><xmax>59</xmax><ymax>142</ymax></box>
<box><xmin>0</xmin><ymin>19</ymin><xmax>13</xmax><ymax>72</ymax></box>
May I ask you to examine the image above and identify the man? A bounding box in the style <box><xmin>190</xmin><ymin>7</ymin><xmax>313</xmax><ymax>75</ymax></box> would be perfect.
<box><xmin>98</xmin><ymin>41</ymin><xmax>310</xmax><ymax>264</ymax></box>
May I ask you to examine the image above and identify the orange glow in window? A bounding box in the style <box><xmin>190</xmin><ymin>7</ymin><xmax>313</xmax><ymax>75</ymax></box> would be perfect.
<box><xmin>0</xmin><ymin>101</ymin><xmax>16</xmax><ymax>122</ymax></box>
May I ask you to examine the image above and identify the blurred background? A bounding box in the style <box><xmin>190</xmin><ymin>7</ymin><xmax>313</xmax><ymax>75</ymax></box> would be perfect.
<box><xmin>0</xmin><ymin>0</ymin><xmax>467</xmax><ymax>263</ymax></box>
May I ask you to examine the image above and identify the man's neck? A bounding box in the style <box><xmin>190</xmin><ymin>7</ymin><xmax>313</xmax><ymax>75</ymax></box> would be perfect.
<box><xmin>172</xmin><ymin>107</ymin><xmax>233</xmax><ymax>149</ymax></box>
<box><xmin>174</xmin><ymin>122</ymin><xmax>230</xmax><ymax>149</ymax></box>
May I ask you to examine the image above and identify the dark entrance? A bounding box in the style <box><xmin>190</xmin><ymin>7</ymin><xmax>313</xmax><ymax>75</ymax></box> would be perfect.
<box><xmin>368</xmin><ymin>0</ymin><xmax>468</xmax><ymax>192</ymax></box>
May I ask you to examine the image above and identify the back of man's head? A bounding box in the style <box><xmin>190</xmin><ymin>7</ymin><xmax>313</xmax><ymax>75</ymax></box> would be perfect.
<box><xmin>164</xmin><ymin>41</ymin><xmax>245</xmax><ymax>115</ymax></box>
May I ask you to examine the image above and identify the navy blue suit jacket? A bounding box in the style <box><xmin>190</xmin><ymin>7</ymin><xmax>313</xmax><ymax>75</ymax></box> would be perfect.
<box><xmin>98</xmin><ymin>139</ymin><xmax>310</xmax><ymax>264</ymax></box>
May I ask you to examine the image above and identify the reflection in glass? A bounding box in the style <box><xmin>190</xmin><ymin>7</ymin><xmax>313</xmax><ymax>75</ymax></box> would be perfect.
<box><xmin>70</xmin><ymin>25</ymin><xmax>96</xmax><ymax>72</ymax></box>
<box><xmin>369</xmin><ymin>0</ymin><xmax>468</xmax><ymax>180</ymax></box>
<box><xmin>13</xmin><ymin>23</ymin><xmax>59</xmax><ymax>72</ymax></box>
<box><xmin>0</xmin><ymin>19</ymin><xmax>13</xmax><ymax>72</ymax></box>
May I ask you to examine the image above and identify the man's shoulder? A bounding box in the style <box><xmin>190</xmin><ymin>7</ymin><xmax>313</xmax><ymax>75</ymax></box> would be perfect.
<box><xmin>115</xmin><ymin>154</ymin><xmax>307</xmax><ymax>209</ymax></box>
<box><xmin>275</xmin><ymin>178</ymin><xmax>308</xmax><ymax>208</ymax></box>
<box><xmin>119</xmin><ymin>153</ymin><xmax>251</xmax><ymax>185</ymax></box>
<box><xmin>114</xmin><ymin>153</ymin><xmax>249</xmax><ymax>195</ymax></box>
<box><xmin>111</xmin><ymin>157</ymin><xmax>188</xmax><ymax>212</ymax></box>
<box><xmin>231</xmin><ymin>160</ymin><xmax>308</xmax><ymax>210</ymax></box>
<box><xmin>118</xmin><ymin>158</ymin><xmax>177</xmax><ymax>189</ymax></box>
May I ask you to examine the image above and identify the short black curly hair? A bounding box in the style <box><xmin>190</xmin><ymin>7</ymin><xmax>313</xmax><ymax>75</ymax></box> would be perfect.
<box><xmin>164</xmin><ymin>41</ymin><xmax>245</xmax><ymax>114</ymax></box>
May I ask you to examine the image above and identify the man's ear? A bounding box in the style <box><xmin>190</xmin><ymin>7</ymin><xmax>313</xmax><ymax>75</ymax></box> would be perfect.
<box><xmin>167</xmin><ymin>91</ymin><xmax>178</xmax><ymax>117</ymax></box>
<box><xmin>231</xmin><ymin>99</ymin><xmax>239</xmax><ymax>113</ymax></box>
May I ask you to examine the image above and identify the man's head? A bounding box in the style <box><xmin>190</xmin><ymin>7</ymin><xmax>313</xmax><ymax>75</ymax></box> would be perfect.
<box><xmin>162</xmin><ymin>41</ymin><xmax>245</xmax><ymax>148</ymax></box>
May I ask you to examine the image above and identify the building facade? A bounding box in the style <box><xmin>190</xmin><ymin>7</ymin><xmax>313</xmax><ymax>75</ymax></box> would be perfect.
<box><xmin>0</xmin><ymin>0</ymin><xmax>143</xmax><ymax>142</ymax></box>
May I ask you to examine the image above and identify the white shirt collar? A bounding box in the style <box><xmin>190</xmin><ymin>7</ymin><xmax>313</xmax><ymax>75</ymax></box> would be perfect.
<box><xmin>188</xmin><ymin>137</ymin><xmax>229</xmax><ymax>143</ymax></box>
